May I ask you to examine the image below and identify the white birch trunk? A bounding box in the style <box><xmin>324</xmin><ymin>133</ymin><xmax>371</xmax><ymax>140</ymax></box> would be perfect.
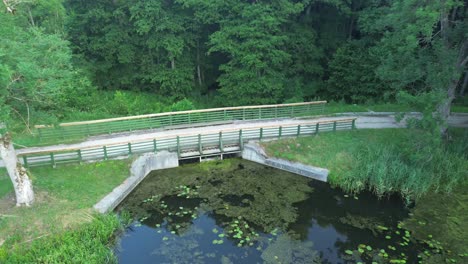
<box><xmin>0</xmin><ymin>133</ymin><xmax>34</xmax><ymax>206</ymax></box>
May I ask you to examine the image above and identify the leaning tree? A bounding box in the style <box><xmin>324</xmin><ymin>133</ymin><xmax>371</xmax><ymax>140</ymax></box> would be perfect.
<box><xmin>0</xmin><ymin>132</ymin><xmax>34</xmax><ymax>206</ymax></box>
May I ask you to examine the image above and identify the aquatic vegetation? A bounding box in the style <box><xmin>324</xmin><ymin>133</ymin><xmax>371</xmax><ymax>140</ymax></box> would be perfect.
<box><xmin>224</xmin><ymin>216</ymin><xmax>259</xmax><ymax>247</ymax></box>
<box><xmin>403</xmin><ymin>182</ymin><xmax>468</xmax><ymax>263</ymax></box>
<box><xmin>116</xmin><ymin>158</ymin><xmax>464</xmax><ymax>263</ymax></box>
<box><xmin>260</xmin><ymin>234</ymin><xmax>320</xmax><ymax>264</ymax></box>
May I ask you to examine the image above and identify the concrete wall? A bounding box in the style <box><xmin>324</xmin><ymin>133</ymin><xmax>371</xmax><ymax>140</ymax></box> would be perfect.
<box><xmin>93</xmin><ymin>151</ymin><xmax>178</xmax><ymax>213</ymax></box>
<box><xmin>242</xmin><ymin>142</ymin><xmax>328</xmax><ymax>182</ymax></box>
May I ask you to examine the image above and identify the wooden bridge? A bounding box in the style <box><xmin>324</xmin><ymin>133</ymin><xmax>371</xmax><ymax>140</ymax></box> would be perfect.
<box><xmin>18</xmin><ymin>118</ymin><xmax>356</xmax><ymax>168</ymax></box>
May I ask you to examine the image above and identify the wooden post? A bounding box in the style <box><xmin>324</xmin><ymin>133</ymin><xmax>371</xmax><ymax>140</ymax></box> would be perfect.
<box><xmin>23</xmin><ymin>156</ymin><xmax>28</xmax><ymax>168</ymax></box>
<box><xmin>297</xmin><ymin>125</ymin><xmax>301</xmax><ymax>136</ymax></box>
<box><xmin>333</xmin><ymin>121</ymin><xmax>337</xmax><ymax>132</ymax></box>
<box><xmin>38</xmin><ymin>129</ymin><xmax>42</xmax><ymax>142</ymax></box>
<box><xmin>77</xmin><ymin>150</ymin><xmax>82</xmax><ymax>163</ymax></box>
<box><xmin>239</xmin><ymin>129</ymin><xmax>243</xmax><ymax>150</ymax></box>
<box><xmin>278</xmin><ymin>126</ymin><xmax>282</xmax><ymax>138</ymax></box>
<box><xmin>103</xmin><ymin>146</ymin><xmax>108</xmax><ymax>160</ymax></box>
<box><xmin>352</xmin><ymin>119</ymin><xmax>356</xmax><ymax>129</ymax></box>
<box><xmin>198</xmin><ymin>134</ymin><xmax>203</xmax><ymax>155</ymax></box>
<box><xmin>153</xmin><ymin>139</ymin><xmax>157</xmax><ymax>152</ymax></box>
<box><xmin>259</xmin><ymin>128</ymin><xmax>263</xmax><ymax>141</ymax></box>
<box><xmin>128</xmin><ymin>143</ymin><xmax>132</xmax><ymax>155</ymax></box>
<box><xmin>219</xmin><ymin>132</ymin><xmax>223</xmax><ymax>152</ymax></box>
<box><xmin>50</xmin><ymin>153</ymin><xmax>55</xmax><ymax>167</ymax></box>
<box><xmin>316</xmin><ymin>123</ymin><xmax>319</xmax><ymax>134</ymax></box>
<box><xmin>176</xmin><ymin>136</ymin><xmax>180</xmax><ymax>158</ymax></box>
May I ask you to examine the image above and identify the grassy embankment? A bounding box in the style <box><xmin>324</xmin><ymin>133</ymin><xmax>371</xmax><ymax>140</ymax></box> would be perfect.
<box><xmin>0</xmin><ymin>160</ymin><xmax>131</xmax><ymax>263</ymax></box>
<box><xmin>262</xmin><ymin>128</ymin><xmax>468</xmax><ymax>259</ymax></box>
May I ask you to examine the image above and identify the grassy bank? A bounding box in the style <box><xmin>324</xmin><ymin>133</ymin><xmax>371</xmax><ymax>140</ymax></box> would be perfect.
<box><xmin>0</xmin><ymin>160</ymin><xmax>131</xmax><ymax>262</ymax></box>
<box><xmin>263</xmin><ymin>129</ymin><xmax>467</xmax><ymax>261</ymax></box>
<box><xmin>262</xmin><ymin>129</ymin><xmax>467</xmax><ymax>202</ymax></box>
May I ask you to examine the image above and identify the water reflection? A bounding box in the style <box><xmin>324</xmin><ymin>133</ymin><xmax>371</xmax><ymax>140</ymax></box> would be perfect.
<box><xmin>115</xmin><ymin>159</ymin><xmax>422</xmax><ymax>263</ymax></box>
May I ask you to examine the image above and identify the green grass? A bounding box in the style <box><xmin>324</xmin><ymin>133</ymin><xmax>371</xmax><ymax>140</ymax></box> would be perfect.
<box><xmin>263</xmin><ymin>129</ymin><xmax>468</xmax><ymax>201</ymax></box>
<box><xmin>1</xmin><ymin>214</ymin><xmax>125</xmax><ymax>264</ymax></box>
<box><xmin>0</xmin><ymin>160</ymin><xmax>131</xmax><ymax>259</ymax></box>
<box><xmin>323</xmin><ymin>102</ymin><xmax>415</xmax><ymax>114</ymax></box>
<box><xmin>263</xmin><ymin>129</ymin><xmax>407</xmax><ymax>175</ymax></box>
<box><xmin>0</xmin><ymin>169</ymin><xmax>13</xmax><ymax>198</ymax></box>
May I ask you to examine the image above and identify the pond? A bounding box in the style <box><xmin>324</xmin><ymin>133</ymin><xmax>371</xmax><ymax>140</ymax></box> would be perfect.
<box><xmin>114</xmin><ymin>159</ymin><xmax>429</xmax><ymax>264</ymax></box>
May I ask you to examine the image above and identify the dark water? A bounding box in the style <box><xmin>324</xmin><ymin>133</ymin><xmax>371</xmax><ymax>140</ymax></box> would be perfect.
<box><xmin>115</xmin><ymin>159</ymin><xmax>424</xmax><ymax>264</ymax></box>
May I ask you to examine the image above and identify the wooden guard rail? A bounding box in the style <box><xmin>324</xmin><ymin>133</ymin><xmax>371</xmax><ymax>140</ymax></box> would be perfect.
<box><xmin>33</xmin><ymin>101</ymin><xmax>327</xmax><ymax>142</ymax></box>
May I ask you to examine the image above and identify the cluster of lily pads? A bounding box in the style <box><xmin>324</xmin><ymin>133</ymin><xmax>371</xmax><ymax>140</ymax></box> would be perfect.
<box><xmin>175</xmin><ymin>185</ymin><xmax>200</xmax><ymax>198</ymax></box>
<box><xmin>342</xmin><ymin>220</ymin><xmax>467</xmax><ymax>264</ymax></box>
<box><xmin>224</xmin><ymin>216</ymin><xmax>260</xmax><ymax>247</ymax></box>
<box><xmin>211</xmin><ymin>228</ymin><xmax>225</xmax><ymax>245</ymax></box>
<box><xmin>142</xmin><ymin>194</ymin><xmax>159</xmax><ymax>203</ymax></box>
<box><xmin>166</xmin><ymin>205</ymin><xmax>198</xmax><ymax>219</ymax></box>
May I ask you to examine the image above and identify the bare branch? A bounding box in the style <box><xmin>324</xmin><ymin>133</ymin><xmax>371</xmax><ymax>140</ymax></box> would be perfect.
<box><xmin>2</xmin><ymin>0</ymin><xmax>35</xmax><ymax>14</ymax></box>
<box><xmin>2</xmin><ymin>0</ymin><xmax>14</xmax><ymax>13</ymax></box>
<box><xmin>460</xmin><ymin>55</ymin><xmax>468</xmax><ymax>68</ymax></box>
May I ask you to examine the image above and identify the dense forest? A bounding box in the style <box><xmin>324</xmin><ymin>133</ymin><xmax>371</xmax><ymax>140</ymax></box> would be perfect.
<box><xmin>1</xmin><ymin>0</ymin><xmax>467</xmax><ymax>136</ymax></box>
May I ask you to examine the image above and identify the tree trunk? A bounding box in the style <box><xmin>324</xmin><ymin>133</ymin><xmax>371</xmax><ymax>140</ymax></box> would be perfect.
<box><xmin>438</xmin><ymin>82</ymin><xmax>457</xmax><ymax>139</ymax></box>
<box><xmin>460</xmin><ymin>71</ymin><xmax>468</xmax><ymax>97</ymax></box>
<box><xmin>27</xmin><ymin>6</ymin><xmax>35</xmax><ymax>27</ymax></box>
<box><xmin>0</xmin><ymin>133</ymin><xmax>34</xmax><ymax>206</ymax></box>
<box><xmin>196</xmin><ymin>40</ymin><xmax>202</xmax><ymax>87</ymax></box>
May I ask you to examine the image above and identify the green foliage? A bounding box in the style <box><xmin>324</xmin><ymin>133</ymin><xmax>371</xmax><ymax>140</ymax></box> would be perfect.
<box><xmin>263</xmin><ymin>129</ymin><xmax>468</xmax><ymax>202</ymax></box>
<box><xmin>359</xmin><ymin>0</ymin><xmax>467</xmax><ymax>137</ymax></box>
<box><xmin>2</xmin><ymin>214</ymin><xmax>123</xmax><ymax>264</ymax></box>
<box><xmin>0</xmin><ymin>11</ymin><xmax>94</xmax><ymax>128</ymax></box>
<box><xmin>189</xmin><ymin>0</ymin><xmax>305</xmax><ymax>105</ymax></box>
<box><xmin>326</xmin><ymin>41</ymin><xmax>392</xmax><ymax>103</ymax></box>
<box><xmin>170</xmin><ymin>98</ymin><xmax>195</xmax><ymax>112</ymax></box>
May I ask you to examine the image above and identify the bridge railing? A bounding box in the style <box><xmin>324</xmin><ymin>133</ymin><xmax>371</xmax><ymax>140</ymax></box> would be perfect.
<box><xmin>34</xmin><ymin>101</ymin><xmax>327</xmax><ymax>142</ymax></box>
<box><xmin>20</xmin><ymin>118</ymin><xmax>355</xmax><ymax>168</ymax></box>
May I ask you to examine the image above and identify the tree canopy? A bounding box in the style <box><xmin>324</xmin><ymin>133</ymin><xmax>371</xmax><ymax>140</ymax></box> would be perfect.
<box><xmin>0</xmin><ymin>0</ymin><xmax>466</xmax><ymax>137</ymax></box>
